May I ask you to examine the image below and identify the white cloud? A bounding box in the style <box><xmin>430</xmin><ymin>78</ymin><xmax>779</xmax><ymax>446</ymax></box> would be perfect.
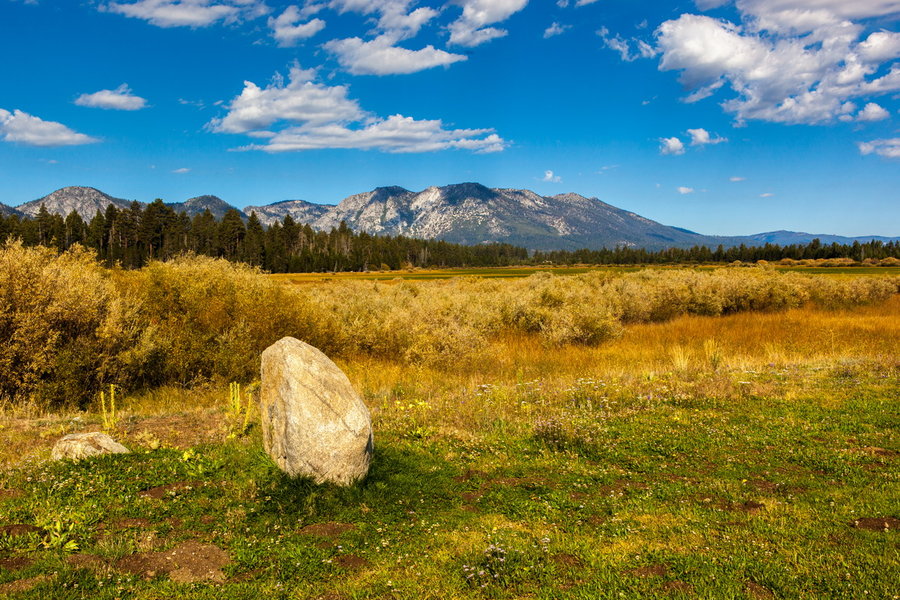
<box><xmin>729</xmin><ymin>176</ymin><xmax>746</xmax><ymax>182</ymax></box>
<box><xmin>687</xmin><ymin>127</ymin><xmax>727</xmax><ymax>145</ymax></box>
<box><xmin>208</xmin><ymin>65</ymin><xmax>363</xmax><ymax>134</ymax></box>
<box><xmin>654</xmin><ymin>11</ymin><xmax>900</xmax><ymax>124</ymax></box>
<box><xmin>172</xmin><ymin>167</ymin><xmax>191</xmax><ymax>173</ymax></box>
<box><xmin>0</xmin><ymin>109</ymin><xmax>99</xmax><ymax>147</ymax></box>
<box><xmin>329</xmin><ymin>0</ymin><xmax>438</xmax><ymax>39</ymax></box>
<box><xmin>448</xmin><ymin>0</ymin><xmax>529</xmax><ymax>47</ymax></box>
<box><xmin>542</xmin><ymin>170</ymin><xmax>561</xmax><ymax>182</ymax></box>
<box><xmin>856</xmin><ymin>102</ymin><xmax>890</xmax><ymax>122</ymax></box>
<box><xmin>598</xmin><ymin>26</ymin><xmax>657</xmax><ymax>61</ymax></box>
<box><xmin>543</xmin><ymin>22</ymin><xmax>569</xmax><ymax>38</ymax></box>
<box><xmin>858</xmin><ymin>137</ymin><xmax>900</xmax><ymax>158</ymax></box>
<box><xmin>575</xmin><ymin>0</ymin><xmax>600</xmax><ymax>5</ymax></box>
<box><xmin>325</xmin><ymin>34</ymin><xmax>467</xmax><ymax>75</ymax></box>
<box><xmin>210</xmin><ymin>66</ymin><xmax>507</xmax><ymax>153</ymax></box>
<box><xmin>659</xmin><ymin>136</ymin><xmax>685</xmax><ymax>155</ymax></box>
<box><xmin>102</xmin><ymin>0</ymin><xmax>268</xmax><ymax>28</ymax></box>
<box><xmin>677</xmin><ymin>186</ymin><xmax>694</xmax><ymax>194</ymax></box>
<box><xmin>759</xmin><ymin>192</ymin><xmax>774</xmax><ymax>197</ymax></box>
<box><xmin>74</xmin><ymin>84</ymin><xmax>147</xmax><ymax>110</ymax></box>
<box><xmin>269</xmin><ymin>6</ymin><xmax>325</xmax><ymax>46</ymax></box>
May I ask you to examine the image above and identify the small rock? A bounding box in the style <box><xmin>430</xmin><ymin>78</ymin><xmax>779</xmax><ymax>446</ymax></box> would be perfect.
<box><xmin>51</xmin><ymin>432</ymin><xmax>130</xmax><ymax>461</ymax></box>
<box><xmin>260</xmin><ymin>337</ymin><xmax>373</xmax><ymax>486</ymax></box>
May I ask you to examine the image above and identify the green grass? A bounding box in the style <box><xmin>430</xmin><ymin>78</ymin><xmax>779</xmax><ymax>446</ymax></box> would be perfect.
<box><xmin>1</xmin><ymin>363</ymin><xmax>897</xmax><ymax>599</ymax></box>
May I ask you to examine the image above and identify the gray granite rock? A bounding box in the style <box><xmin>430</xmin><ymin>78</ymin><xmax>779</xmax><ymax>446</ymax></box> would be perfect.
<box><xmin>51</xmin><ymin>432</ymin><xmax>130</xmax><ymax>461</ymax></box>
<box><xmin>260</xmin><ymin>337</ymin><xmax>373</xmax><ymax>485</ymax></box>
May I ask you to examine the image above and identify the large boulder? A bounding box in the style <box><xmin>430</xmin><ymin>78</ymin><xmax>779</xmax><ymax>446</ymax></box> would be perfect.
<box><xmin>260</xmin><ymin>337</ymin><xmax>373</xmax><ymax>485</ymax></box>
<box><xmin>51</xmin><ymin>432</ymin><xmax>130</xmax><ymax>461</ymax></box>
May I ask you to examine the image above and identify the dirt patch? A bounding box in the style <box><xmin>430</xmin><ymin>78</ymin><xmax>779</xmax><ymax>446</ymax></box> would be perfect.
<box><xmin>745</xmin><ymin>581</ymin><xmax>775</xmax><ymax>599</ymax></box>
<box><xmin>461</xmin><ymin>492</ymin><xmax>483</xmax><ymax>503</ymax></box>
<box><xmin>626</xmin><ymin>564</ymin><xmax>668</xmax><ymax>578</ymax></box>
<box><xmin>691</xmin><ymin>495</ymin><xmax>764</xmax><ymax>513</ymax></box>
<box><xmin>115</xmin><ymin>540</ymin><xmax>230</xmax><ymax>583</ymax></box>
<box><xmin>0</xmin><ymin>489</ymin><xmax>23</xmax><ymax>500</ymax></box>
<box><xmin>115</xmin><ymin>517</ymin><xmax>152</xmax><ymax>529</ymax></box>
<box><xmin>550</xmin><ymin>553</ymin><xmax>584</xmax><ymax>569</ymax></box>
<box><xmin>66</xmin><ymin>553</ymin><xmax>108</xmax><ymax>570</ymax></box>
<box><xmin>333</xmin><ymin>554</ymin><xmax>370</xmax><ymax>570</ymax></box>
<box><xmin>453</xmin><ymin>469</ymin><xmax>488</xmax><ymax>483</ymax></box>
<box><xmin>857</xmin><ymin>446</ymin><xmax>897</xmax><ymax>458</ymax></box>
<box><xmin>139</xmin><ymin>481</ymin><xmax>203</xmax><ymax>500</ymax></box>
<box><xmin>300</xmin><ymin>522</ymin><xmax>357</xmax><ymax>538</ymax></box>
<box><xmin>738</xmin><ymin>500</ymin><xmax>765</xmax><ymax>513</ymax></box>
<box><xmin>489</xmin><ymin>476</ymin><xmax>554</xmax><ymax>489</ymax></box>
<box><xmin>0</xmin><ymin>575</ymin><xmax>50</xmax><ymax>594</ymax></box>
<box><xmin>123</xmin><ymin>411</ymin><xmax>224</xmax><ymax>450</ymax></box>
<box><xmin>663</xmin><ymin>581</ymin><xmax>694</xmax><ymax>594</ymax></box>
<box><xmin>229</xmin><ymin>567</ymin><xmax>264</xmax><ymax>583</ymax></box>
<box><xmin>598</xmin><ymin>480</ymin><xmax>649</xmax><ymax>497</ymax></box>
<box><xmin>0</xmin><ymin>524</ymin><xmax>45</xmax><ymax>538</ymax></box>
<box><xmin>0</xmin><ymin>556</ymin><xmax>34</xmax><ymax>571</ymax></box>
<box><xmin>852</xmin><ymin>517</ymin><xmax>900</xmax><ymax>531</ymax></box>
<box><xmin>747</xmin><ymin>479</ymin><xmax>779</xmax><ymax>493</ymax></box>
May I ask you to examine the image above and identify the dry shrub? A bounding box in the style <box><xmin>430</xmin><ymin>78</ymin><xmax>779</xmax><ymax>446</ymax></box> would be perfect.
<box><xmin>0</xmin><ymin>241</ymin><xmax>122</xmax><ymax>406</ymax></box>
<box><xmin>1</xmin><ymin>243</ymin><xmax>897</xmax><ymax>408</ymax></box>
<box><xmin>116</xmin><ymin>255</ymin><xmax>314</xmax><ymax>387</ymax></box>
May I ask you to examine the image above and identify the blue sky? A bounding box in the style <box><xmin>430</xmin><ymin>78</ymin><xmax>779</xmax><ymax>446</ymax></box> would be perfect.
<box><xmin>1</xmin><ymin>0</ymin><xmax>898</xmax><ymax>236</ymax></box>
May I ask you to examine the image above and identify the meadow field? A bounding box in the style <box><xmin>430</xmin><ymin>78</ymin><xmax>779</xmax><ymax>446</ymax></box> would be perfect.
<box><xmin>0</xmin><ymin>242</ymin><xmax>898</xmax><ymax>599</ymax></box>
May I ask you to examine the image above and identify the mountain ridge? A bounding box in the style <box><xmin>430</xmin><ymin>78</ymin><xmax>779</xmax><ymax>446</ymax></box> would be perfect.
<box><xmin>10</xmin><ymin>185</ymin><xmax>898</xmax><ymax>251</ymax></box>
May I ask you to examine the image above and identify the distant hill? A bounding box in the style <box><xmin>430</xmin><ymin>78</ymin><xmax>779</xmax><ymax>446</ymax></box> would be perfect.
<box><xmin>10</xmin><ymin>184</ymin><xmax>898</xmax><ymax>251</ymax></box>
<box><xmin>738</xmin><ymin>230</ymin><xmax>900</xmax><ymax>246</ymax></box>
<box><xmin>244</xmin><ymin>199</ymin><xmax>330</xmax><ymax>227</ymax></box>
<box><xmin>17</xmin><ymin>186</ymin><xmax>133</xmax><ymax>218</ymax></box>
<box><xmin>166</xmin><ymin>195</ymin><xmax>243</xmax><ymax>221</ymax></box>
<box><xmin>0</xmin><ymin>203</ymin><xmax>23</xmax><ymax>218</ymax></box>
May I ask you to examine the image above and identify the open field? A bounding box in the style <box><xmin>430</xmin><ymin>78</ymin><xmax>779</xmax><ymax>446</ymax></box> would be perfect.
<box><xmin>269</xmin><ymin>265</ymin><xmax>900</xmax><ymax>283</ymax></box>
<box><xmin>1</xmin><ymin>249</ymin><xmax>898</xmax><ymax>599</ymax></box>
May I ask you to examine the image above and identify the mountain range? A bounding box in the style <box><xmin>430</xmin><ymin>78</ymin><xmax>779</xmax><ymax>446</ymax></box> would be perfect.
<box><xmin>5</xmin><ymin>185</ymin><xmax>897</xmax><ymax>251</ymax></box>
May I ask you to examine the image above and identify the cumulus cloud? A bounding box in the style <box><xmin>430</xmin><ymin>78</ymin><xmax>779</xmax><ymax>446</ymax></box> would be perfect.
<box><xmin>325</xmin><ymin>34</ymin><xmax>467</xmax><ymax>75</ymax></box>
<box><xmin>730</xmin><ymin>176</ymin><xmax>746</xmax><ymax>182</ymax></box>
<box><xmin>677</xmin><ymin>186</ymin><xmax>694</xmax><ymax>194</ymax></box>
<box><xmin>543</xmin><ymin>22</ymin><xmax>569</xmax><ymax>38</ymax></box>
<box><xmin>269</xmin><ymin>6</ymin><xmax>325</xmax><ymax>46</ymax></box>
<box><xmin>858</xmin><ymin>138</ymin><xmax>900</xmax><ymax>158</ymax></box>
<box><xmin>654</xmin><ymin>9</ymin><xmax>900</xmax><ymax>124</ymax></box>
<box><xmin>102</xmin><ymin>0</ymin><xmax>269</xmax><ymax>28</ymax></box>
<box><xmin>209</xmin><ymin>66</ymin><xmax>506</xmax><ymax>153</ymax></box>
<box><xmin>687</xmin><ymin>127</ymin><xmax>727</xmax><ymax>145</ymax></box>
<box><xmin>74</xmin><ymin>84</ymin><xmax>147</xmax><ymax>110</ymax></box>
<box><xmin>172</xmin><ymin>167</ymin><xmax>191</xmax><ymax>173</ymax></box>
<box><xmin>208</xmin><ymin>65</ymin><xmax>362</xmax><ymax>134</ymax></box>
<box><xmin>0</xmin><ymin>108</ymin><xmax>99</xmax><ymax>147</ymax></box>
<box><xmin>759</xmin><ymin>192</ymin><xmax>774</xmax><ymax>197</ymax></box>
<box><xmin>448</xmin><ymin>0</ymin><xmax>529</xmax><ymax>47</ymax></box>
<box><xmin>856</xmin><ymin>102</ymin><xmax>890</xmax><ymax>122</ymax></box>
<box><xmin>542</xmin><ymin>170</ymin><xmax>561</xmax><ymax>182</ymax></box>
<box><xmin>659</xmin><ymin>136</ymin><xmax>685</xmax><ymax>155</ymax></box>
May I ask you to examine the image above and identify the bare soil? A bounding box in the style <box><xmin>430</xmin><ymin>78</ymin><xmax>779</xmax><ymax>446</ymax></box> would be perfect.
<box><xmin>115</xmin><ymin>540</ymin><xmax>230</xmax><ymax>583</ymax></box>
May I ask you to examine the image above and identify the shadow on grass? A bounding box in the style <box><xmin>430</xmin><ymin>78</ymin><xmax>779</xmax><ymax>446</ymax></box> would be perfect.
<box><xmin>253</xmin><ymin>440</ymin><xmax>458</xmax><ymax>523</ymax></box>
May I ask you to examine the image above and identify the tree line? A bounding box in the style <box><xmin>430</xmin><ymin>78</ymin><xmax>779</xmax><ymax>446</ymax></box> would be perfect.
<box><xmin>0</xmin><ymin>200</ymin><xmax>897</xmax><ymax>271</ymax></box>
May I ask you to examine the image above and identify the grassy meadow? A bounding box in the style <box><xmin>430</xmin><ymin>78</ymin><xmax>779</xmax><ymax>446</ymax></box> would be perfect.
<box><xmin>1</xmin><ymin>242</ymin><xmax>898</xmax><ymax>599</ymax></box>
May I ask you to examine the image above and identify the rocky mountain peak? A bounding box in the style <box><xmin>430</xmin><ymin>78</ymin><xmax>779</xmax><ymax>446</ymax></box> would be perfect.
<box><xmin>17</xmin><ymin>186</ymin><xmax>132</xmax><ymax>218</ymax></box>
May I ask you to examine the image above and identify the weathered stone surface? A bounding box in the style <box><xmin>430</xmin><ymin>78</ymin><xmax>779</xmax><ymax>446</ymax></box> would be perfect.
<box><xmin>260</xmin><ymin>337</ymin><xmax>373</xmax><ymax>485</ymax></box>
<box><xmin>51</xmin><ymin>432</ymin><xmax>130</xmax><ymax>461</ymax></box>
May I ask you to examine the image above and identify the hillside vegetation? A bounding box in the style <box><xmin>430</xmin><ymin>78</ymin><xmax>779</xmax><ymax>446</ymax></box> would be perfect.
<box><xmin>1</xmin><ymin>240</ymin><xmax>897</xmax><ymax>409</ymax></box>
